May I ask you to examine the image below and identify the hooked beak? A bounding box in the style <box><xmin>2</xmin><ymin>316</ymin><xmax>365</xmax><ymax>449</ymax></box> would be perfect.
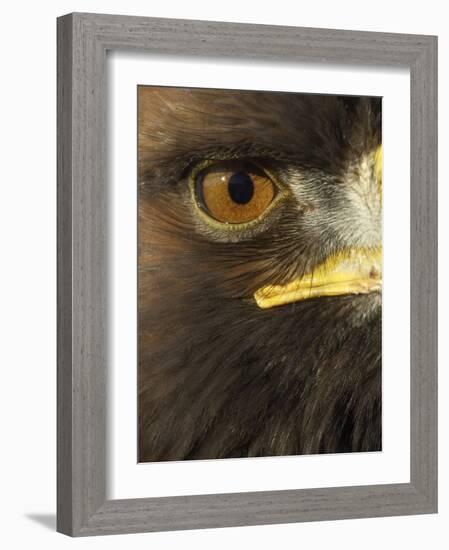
<box><xmin>254</xmin><ymin>247</ymin><xmax>382</xmax><ymax>309</ymax></box>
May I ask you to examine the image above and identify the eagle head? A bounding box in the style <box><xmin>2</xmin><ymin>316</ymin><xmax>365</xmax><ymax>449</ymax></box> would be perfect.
<box><xmin>138</xmin><ymin>87</ymin><xmax>382</xmax><ymax>461</ymax></box>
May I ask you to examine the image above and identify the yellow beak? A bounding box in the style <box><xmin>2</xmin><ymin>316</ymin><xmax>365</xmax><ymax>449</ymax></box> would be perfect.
<box><xmin>254</xmin><ymin>248</ymin><xmax>381</xmax><ymax>309</ymax></box>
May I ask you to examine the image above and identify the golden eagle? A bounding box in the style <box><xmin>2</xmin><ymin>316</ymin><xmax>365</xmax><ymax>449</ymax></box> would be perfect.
<box><xmin>138</xmin><ymin>87</ymin><xmax>382</xmax><ymax>461</ymax></box>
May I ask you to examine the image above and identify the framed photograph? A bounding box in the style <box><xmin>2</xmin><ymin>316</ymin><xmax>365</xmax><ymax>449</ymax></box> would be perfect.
<box><xmin>57</xmin><ymin>12</ymin><xmax>437</xmax><ymax>536</ymax></box>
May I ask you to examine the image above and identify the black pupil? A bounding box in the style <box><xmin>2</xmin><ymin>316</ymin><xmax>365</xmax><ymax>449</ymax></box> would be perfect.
<box><xmin>228</xmin><ymin>172</ymin><xmax>254</xmax><ymax>205</ymax></box>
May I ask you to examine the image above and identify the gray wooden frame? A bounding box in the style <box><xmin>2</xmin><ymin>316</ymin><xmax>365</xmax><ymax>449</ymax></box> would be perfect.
<box><xmin>57</xmin><ymin>12</ymin><xmax>438</xmax><ymax>537</ymax></box>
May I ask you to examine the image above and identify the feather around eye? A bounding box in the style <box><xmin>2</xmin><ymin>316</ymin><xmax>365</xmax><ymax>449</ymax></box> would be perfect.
<box><xmin>192</xmin><ymin>161</ymin><xmax>278</xmax><ymax>226</ymax></box>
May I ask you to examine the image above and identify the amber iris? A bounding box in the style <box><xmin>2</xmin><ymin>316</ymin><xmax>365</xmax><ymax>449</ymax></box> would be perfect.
<box><xmin>195</xmin><ymin>162</ymin><xmax>275</xmax><ymax>224</ymax></box>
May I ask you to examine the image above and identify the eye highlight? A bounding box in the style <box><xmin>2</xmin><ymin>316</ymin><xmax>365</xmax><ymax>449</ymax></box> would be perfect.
<box><xmin>193</xmin><ymin>161</ymin><xmax>277</xmax><ymax>225</ymax></box>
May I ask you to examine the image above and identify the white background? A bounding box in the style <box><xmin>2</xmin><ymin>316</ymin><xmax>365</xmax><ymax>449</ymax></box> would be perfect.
<box><xmin>0</xmin><ymin>1</ymin><xmax>445</xmax><ymax>549</ymax></box>
<box><xmin>109</xmin><ymin>55</ymin><xmax>410</xmax><ymax>498</ymax></box>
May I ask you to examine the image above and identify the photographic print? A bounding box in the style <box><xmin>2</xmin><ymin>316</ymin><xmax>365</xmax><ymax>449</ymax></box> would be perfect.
<box><xmin>138</xmin><ymin>86</ymin><xmax>382</xmax><ymax>463</ymax></box>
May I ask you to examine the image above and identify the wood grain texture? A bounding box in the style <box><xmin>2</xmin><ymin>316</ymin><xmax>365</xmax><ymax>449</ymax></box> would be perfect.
<box><xmin>409</xmin><ymin>38</ymin><xmax>438</xmax><ymax>508</ymax></box>
<box><xmin>57</xmin><ymin>13</ymin><xmax>74</xmax><ymax>536</ymax></box>
<box><xmin>57</xmin><ymin>12</ymin><xmax>438</xmax><ymax>536</ymax></box>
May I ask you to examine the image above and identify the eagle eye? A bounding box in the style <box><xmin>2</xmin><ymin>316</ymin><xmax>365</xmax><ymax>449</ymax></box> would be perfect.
<box><xmin>193</xmin><ymin>161</ymin><xmax>277</xmax><ymax>225</ymax></box>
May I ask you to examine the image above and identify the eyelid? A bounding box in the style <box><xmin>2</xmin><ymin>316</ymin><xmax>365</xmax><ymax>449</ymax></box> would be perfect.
<box><xmin>189</xmin><ymin>158</ymin><xmax>280</xmax><ymax>184</ymax></box>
